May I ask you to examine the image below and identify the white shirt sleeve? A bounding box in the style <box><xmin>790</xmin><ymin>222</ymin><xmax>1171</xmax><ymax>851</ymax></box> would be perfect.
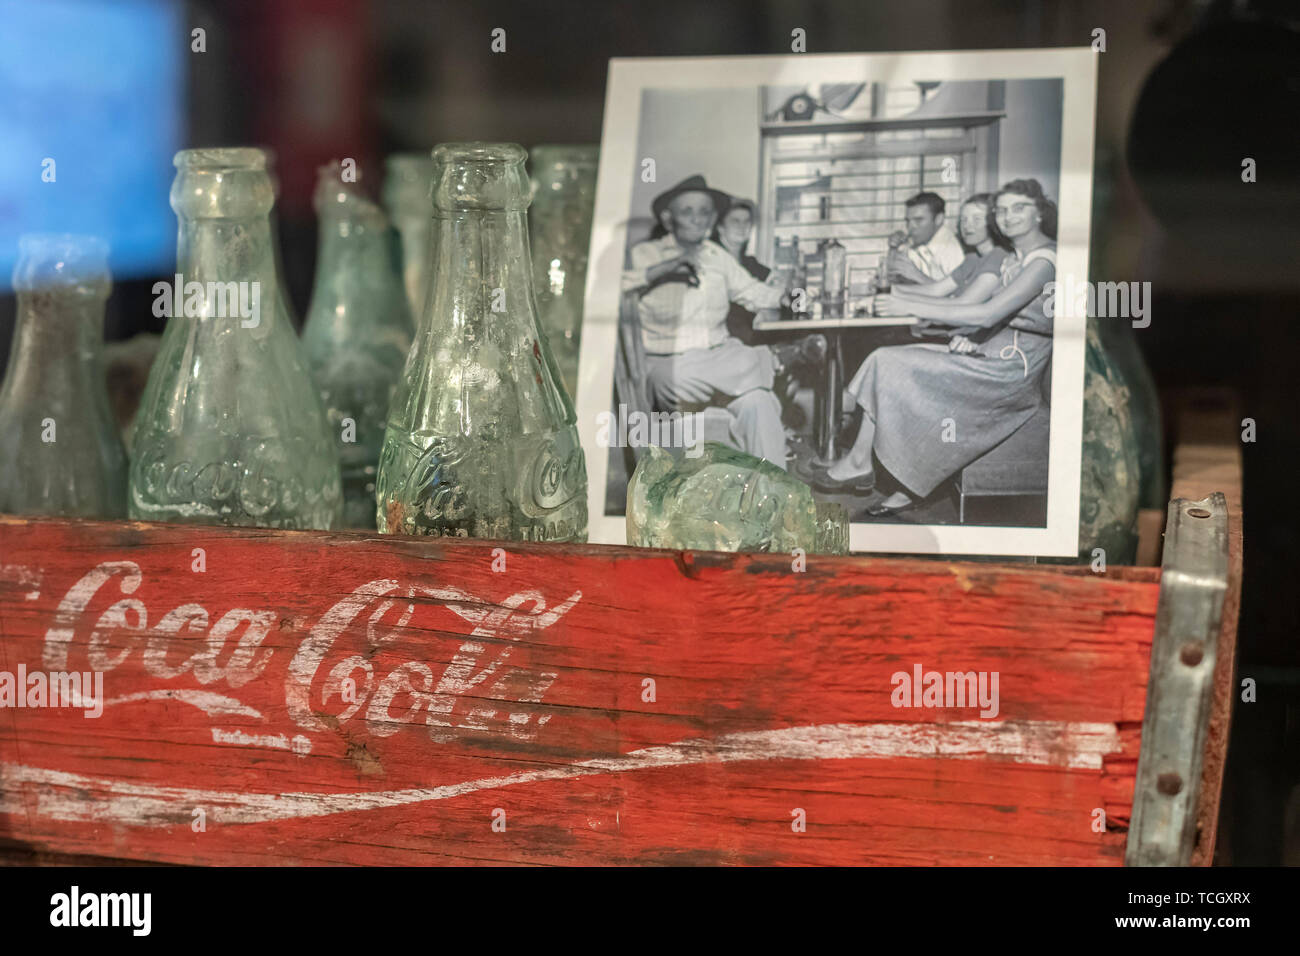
<box><xmin>707</xmin><ymin>244</ymin><xmax>783</xmax><ymax>311</ymax></box>
<box><xmin>622</xmin><ymin>240</ymin><xmax>663</xmax><ymax>292</ymax></box>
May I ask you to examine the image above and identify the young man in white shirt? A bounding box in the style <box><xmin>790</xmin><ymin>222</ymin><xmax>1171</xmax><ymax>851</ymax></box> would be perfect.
<box><xmin>885</xmin><ymin>191</ymin><xmax>966</xmax><ymax>284</ymax></box>
<box><xmin>622</xmin><ymin>175</ymin><xmax>823</xmax><ymax>468</ymax></box>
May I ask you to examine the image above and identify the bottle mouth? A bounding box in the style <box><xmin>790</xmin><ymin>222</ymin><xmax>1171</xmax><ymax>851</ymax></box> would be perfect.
<box><xmin>314</xmin><ymin>160</ymin><xmax>388</xmax><ymax>227</ymax></box>
<box><xmin>529</xmin><ymin>144</ymin><xmax>599</xmax><ymax>168</ymax></box>
<box><xmin>431</xmin><ymin>142</ymin><xmax>530</xmax><ymax>212</ymax></box>
<box><xmin>432</xmin><ymin>142</ymin><xmax>528</xmax><ymax>166</ymax></box>
<box><xmin>385</xmin><ymin>152</ymin><xmax>434</xmax><ymax>178</ymax></box>
<box><xmin>171</xmin><ymin>147</ymin><xmax>274</xmax><ymax>218</ymax></box>
<box><xmin>382</xmin><ymin>153</ymin><xmax>435</xmax><ymax>214</ymax></box>
<box><xmin>12</xmin><ymin>233</ymin><xmax>112</xmax><ymax>292</ymax></box>
<box><xmin>530</xmin><ymin>145</ymin><xmax>599</xmax><ymax>197</ymax></box>
<box><xmin>174</xmin><ymin>147</ymin><xmax>268</xmax><ymax>171</ymax></box>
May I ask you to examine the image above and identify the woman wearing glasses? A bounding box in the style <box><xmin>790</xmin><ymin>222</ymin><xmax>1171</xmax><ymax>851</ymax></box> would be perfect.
<box><xmin>819</xmin><ymin>179</ymin><xmax>1057</xmax><ymax>518</ymax></box>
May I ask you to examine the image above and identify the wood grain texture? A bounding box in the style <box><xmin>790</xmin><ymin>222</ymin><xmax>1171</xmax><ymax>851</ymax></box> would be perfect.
<box><xmin>0</xmin><ymin>518</ymin><xmax>1164</xmax><ymax>865</ymax></box>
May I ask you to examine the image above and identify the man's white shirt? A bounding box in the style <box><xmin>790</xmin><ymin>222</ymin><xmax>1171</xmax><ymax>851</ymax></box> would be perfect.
<box><xmin>905</xmin><ymin>223</ymin><xmax>966</xmax><ymax>280</ymax></box>
<box><xmin>623</xmin><ymin>235</ymin><xmax>783</xmax><ymax>354</ymax></box>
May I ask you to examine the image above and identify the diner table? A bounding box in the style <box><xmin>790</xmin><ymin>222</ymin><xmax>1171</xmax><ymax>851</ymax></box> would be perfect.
<box><xmin>753</xmin><ymin>306</ymin><xmax>918</xmax><ymax>464</ymax></box>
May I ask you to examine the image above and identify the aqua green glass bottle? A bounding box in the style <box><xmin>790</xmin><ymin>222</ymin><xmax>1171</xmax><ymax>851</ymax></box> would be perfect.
<box><xmin>303</xmin><ymin>161</ymin><xmax>414</xmax><ymax>529</ymax></box>
<box><xmin>383</xmin><ymin>152</ymin><xmax>435</xmax><ymax>321</ymax></box>
<box><xmin>628</xmin><ymin>442</ymin><xmax>848</xmax><ymax>554</ymax></box>
<box><xmin>1088</xmin><ymin>146</ymin><xmax>1165</xmax><ymax>513</ymax></box>
<box><xmin>0</xmin><ymin>234</ymin><xmax>127</xmax><ymax>517</ymax></box>
<box><xmin>129</xmin><ymin>148</ymin><xmax>342</xmax><ymax>529</ymax></box>
<box><xmin>1097</xmin><ymin>318</ymin><xmax>1165</xmax><ymax>510</ymax></box>
<box><xmin>376</xmin><ymin>143</ymin><xmax>587</xmax><ymax>541</ymax></box>
<box><xmin>528</xmin><ymin>144</ymin><xmax>597</xmax><ymax>397</ymax></box>
<box><xmin>1076</xmin><ymin>317</ymin><xmax>1142</xmax><ymax>563</ymax></box>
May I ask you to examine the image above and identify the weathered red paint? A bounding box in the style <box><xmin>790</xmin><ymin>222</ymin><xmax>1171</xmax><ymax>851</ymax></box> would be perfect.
<box><xmin>0</xmin><ymin>517</ymin><xmax>1163</xmax><ymax>865</ymax></box>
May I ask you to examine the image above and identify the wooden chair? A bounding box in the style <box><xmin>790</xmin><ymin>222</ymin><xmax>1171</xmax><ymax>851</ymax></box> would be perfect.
<box><xmin>614</xmin><ymin>290</ymin><xmax>653</xmax><ymax>464</ymax></box>
<box><xmin>614</xmin><ymin>289</ymin><xmax>732</xmax><ymax>467</ymax></box>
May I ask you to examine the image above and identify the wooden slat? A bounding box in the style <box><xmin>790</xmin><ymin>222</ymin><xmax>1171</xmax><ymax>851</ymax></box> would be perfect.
<box><xmin>0</xmin><ymin>519</ymin><xmax>1161</xmax><ymax>866</ymax></box>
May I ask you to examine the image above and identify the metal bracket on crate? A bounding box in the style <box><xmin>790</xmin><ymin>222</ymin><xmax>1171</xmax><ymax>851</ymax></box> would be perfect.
<box><xmin>1125</xmin><ymin>493</ymin><xmax>1229</xmax><ymax>866</ymax></box>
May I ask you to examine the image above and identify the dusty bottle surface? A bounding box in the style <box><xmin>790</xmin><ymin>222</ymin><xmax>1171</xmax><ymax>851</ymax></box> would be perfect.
<box><xmin>129</xmin><ymin>147</ymin><xmax>342</xmax><ymax>529</ymax></box>
<box><xmin>528</xmin><ymin>144</ymin><xmax>597</xmax><ymax>397</ymax></box>
<box><xmin>0</xmin><ymin>234</ymin><xmax>127</xmax><ymax>518</ymax></box>
<box><xmin>627</xmin><ymin>442</ymin><xmax>848</xmax><ymax>554</ymax></box>
<box><xmin>303</xmin><ymin>161</ymin><xmax>413</xmax><ymax>528</ymax></box>
<box><xmin>376</xmin><ymin>142</ymin><xmax>588</xmax><ymax>541</ymax></box>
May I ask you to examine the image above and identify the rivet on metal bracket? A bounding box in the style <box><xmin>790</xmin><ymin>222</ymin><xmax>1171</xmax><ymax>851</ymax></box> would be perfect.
<box><xmin>1125</xmin><ymin>493</ymin><xmax>1229</xmax><ymax>867</ymax></box>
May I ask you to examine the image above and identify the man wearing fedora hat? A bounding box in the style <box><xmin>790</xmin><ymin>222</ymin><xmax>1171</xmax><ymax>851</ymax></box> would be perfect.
<box><xmin>622</xmin><ymin>174</ymin><xmax>823</xmax><ymax>467</ymax></box>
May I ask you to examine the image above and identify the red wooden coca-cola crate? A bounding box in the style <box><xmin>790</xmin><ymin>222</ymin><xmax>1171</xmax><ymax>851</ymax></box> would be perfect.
<box><xmin>0</xmin><ymin>391</ymin><xmax>1240</xmax><ymax>866</ymax></box>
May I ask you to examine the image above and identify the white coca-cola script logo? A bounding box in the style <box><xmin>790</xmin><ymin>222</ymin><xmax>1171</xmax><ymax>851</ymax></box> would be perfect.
<box><xmin>40</xmin><ymin>561</ymin><xmax>579</xmax><ymax>746</ymax></box>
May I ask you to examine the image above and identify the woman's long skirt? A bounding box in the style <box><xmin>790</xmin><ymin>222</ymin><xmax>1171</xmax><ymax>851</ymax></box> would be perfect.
<box><xmin>846</xmin><ymin>324</ymin><xmax>1051</xmax><ymax>498</ymax></box>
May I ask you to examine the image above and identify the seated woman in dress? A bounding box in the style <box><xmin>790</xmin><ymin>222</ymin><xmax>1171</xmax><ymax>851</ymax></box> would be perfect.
<box><xmin>891</xmin><ymin>192</ymin><xmax>1011</xmax><ymax>304</ymax></box>
<box><xmin>821</xmin><ymin>179</ymin><xmax>1058</xmax><ymax>517</ymax></box>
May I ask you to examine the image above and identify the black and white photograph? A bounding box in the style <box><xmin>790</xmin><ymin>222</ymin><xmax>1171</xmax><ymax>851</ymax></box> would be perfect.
<box><xmin>578</xmin><ymin>49</ymin><xmax>1098</xmax><ymax>555</ymax></box>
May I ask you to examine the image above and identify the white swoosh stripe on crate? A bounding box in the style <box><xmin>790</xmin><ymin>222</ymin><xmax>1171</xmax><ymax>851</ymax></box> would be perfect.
<box><xmin>104</xmin><ymin>689</ymin><xmax>265</xmax><ymax>719</ymax></box>
<box><xmin>0</xmin><ymin>719</ymin><xmax>1121</xmax><ymax>827</ymax></box>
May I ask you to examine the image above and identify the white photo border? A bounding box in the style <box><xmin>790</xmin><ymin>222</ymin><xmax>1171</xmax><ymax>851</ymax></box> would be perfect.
<box><xmin>577</xmin><ymin>48</ymin><xmax>1097</xmax><ymax>556</ymax></box>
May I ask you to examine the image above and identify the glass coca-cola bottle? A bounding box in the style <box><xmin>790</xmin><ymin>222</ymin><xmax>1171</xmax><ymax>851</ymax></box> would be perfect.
<box><xmin>628</xmin><ymin>443</ymin><xmax>847</xmax><ymax>554</ymax></box>
<box><xmin>0</xmin><ymin>234</ymin><xmax>127</xmax><ymax>517</ymax></box>
<box><xmin>303</xmin><ymin>161</ymin><xmax>414</xmax><ymax>529</ymax></box>
<box><xmin>376</xmin><ymin>143</ymin><xmax>587</xmax><ymax>541</ymax></box>
<box><xmin>382</xmin><ymin>152</ymin><xmax>435</xmax><ymax>320</ymax></box>
<box><xmin>129</xmin><ymin>147</ymin><xmax>342</xmax><ymax>529</ymax></box>
<box><xmin>528</xmin><ymin>144</ymin><xmax>597</xmax><ymax>396</ymax></box>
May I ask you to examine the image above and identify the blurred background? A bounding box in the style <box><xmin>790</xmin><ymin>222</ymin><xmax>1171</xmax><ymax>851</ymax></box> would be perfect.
<box><xmin>0</xmin><ymin>0</ymin><xmax>1296</xmax><ymax>864</ymax></box>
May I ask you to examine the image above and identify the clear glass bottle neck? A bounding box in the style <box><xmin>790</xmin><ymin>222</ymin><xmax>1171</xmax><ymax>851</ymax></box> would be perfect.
<box><xmin>3</xmin><ymin>289</ymin><xmax>107</xmax><ymax>400</ymax></box>
<box><xmin>315</xmin><ymin>217</ymin><xmax>393</xmax><ymax>280</ymax></box>
<box><xmin>308</xmin><ymin>217</ymin><xmax>407</xmax><ymax>338</ymax></box>
<box><xmin>168</xmin><ymin>212</ymin><xmax>278</xmax><ymax>332</ymax></box>
<box><xmin>402</xmin><ymin>202</ymin><xmax>574</xmax><ymax>432</ymax></box>
<box><xmin>419</xmin><ymin>207</ymin><xmax>534</xmax><ymax>336</ymax></box>
<box><xmin>175</xmin><ymin>214</ymin><xmax>277</xmax><ymax>289</ymax></box>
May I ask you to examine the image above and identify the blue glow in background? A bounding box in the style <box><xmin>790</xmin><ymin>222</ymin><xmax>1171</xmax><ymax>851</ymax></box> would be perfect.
<box><xmin>0</xmin><ymin>0</ymin><xmax>184</xmax><ymax>290</ymax></box>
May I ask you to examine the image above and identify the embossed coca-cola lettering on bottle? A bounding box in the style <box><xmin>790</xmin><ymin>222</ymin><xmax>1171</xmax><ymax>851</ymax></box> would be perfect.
<box><xmin>377</xmin><ymin>143</ymin><xmax>588</xmax><ymax>541</ymax></box>
<box><xmin>129</xmin><ymin>148</ymin><xmax>342</xmax><ymax>529</ymax></box>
